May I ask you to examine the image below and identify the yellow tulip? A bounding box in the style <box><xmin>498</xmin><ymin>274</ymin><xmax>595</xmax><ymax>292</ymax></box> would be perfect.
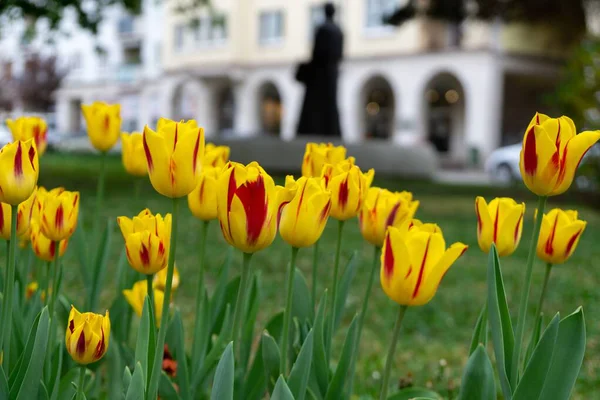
<box><xmin>380</xmin><ymin>222</ymin><xmax>468</xmax><ymax>306</ymax></box>
<box><xmin>40</xmin><ymin>189</ymin><xmax>79</xmax><ymax>242</ymax></box>
<box><xmin>121</xmin><ymin>132</ymin><xmax>147</xmax><ymax>177</ymax></box>
<box><xmin>0</xmin><ymin>190</ymin><xmax>35</xmax><ymax>240</ymax></box>
<box><xmin>279</xmin><ymin>176</ymin><xmax>331</xmax><ymax>248</ymax></box>
<box><xmin>81</xmin><ymin>102</ymin><xmax>122</xmax><ymax>152</ymax></box>
<box><xmin>322</xmin><ymin>157</ymin><xmax>374</xmax><ymax>221</ymax></box>
<box><xmin>123</xmin><ymin>280</ymin><xmax>166</xmax><ymax>326</ymax></box>
<box><xmin>143</xmin><ymin>118</ymin><xmax>205</xmax><ymax>198</ymax></box>
<box><xmin>153</xmin><ymin>265</ymin><xmax>180</xmax><ymax>292</ymax></box>
<box><xmin>536</xmin><ymin>208</ymin><xmax>586</xmax><ymax>265</ymax></box>
<box><xmin>217</xmin><ymin>161</ymin><xmax>295</xmax><ymax>253</ymax></box>
<box><xmin>301</xmin><ymin>142</ymin><xmax>347</xmax><ymax>177</ymax></box>
<box><xmin>359</xmin><ymin>188</ymin><xmax>419</xmax><ymax>247</ymax></box>
<box><xmin>31</xmin><ymin>220</ymin><xmax>69</xmax><ymax>262</ymax></box>
<box><xmin>65</xmin><ymin>306</ymin><xmax>111</xmax><ymax>365</ymax></box>
<box><xmin>25</xmin><ymin>281</ymin><xmax>39</xmax><ymax>300</ymax></box>
<box><xmin>6</xmin><ymin>117</ymin><xmax>48</xmax><ymax>155</ymax></box>
<box><xmin>519</xmin><ymin>112</ymin><xmax>600</xmax><ymax>196</ymax></box>
<box><xmin>475</xmin><ymin>196</ymin><xmax>526</xmax><ymax>257</ymax></box>
<box><xmin>0</xmin><ymin>140</ymin><xmax>39</xmax><ymax>205</ymax></box>
<box><xmin>204</xmin><ymin>143</ymin><xmax>230</xmax><ymax>168</ymax></box>
<box><xmin>187</xmin><ymin>167</ymin><xmax>220</xmax><ymax>221</ymax></box>
<box><xmin>117</xmin><ymin>209</ymin><xmax>171</xmax><ymax>275</ymax></box>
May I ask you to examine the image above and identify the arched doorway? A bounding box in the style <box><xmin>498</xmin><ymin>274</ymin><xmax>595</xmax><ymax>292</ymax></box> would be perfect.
<box><xmin>361</xmin><ymin>76</ymin><xmax>395</xmax><ymax>139</ymax></box>
<box><xmin>423</xmin><ymin>72</ymin><xmax>465</xmax><ymax>156</ymax></box>
<box><xmin>172</xmin><ymin>82</ymin><xmax>198</xmax><ymax>121</ymax></box>
<box><xmin>216</xmin><ymin>85</ymin><xmax>235</xmax><ymax>136</ymax></box>
<box><xmin>257</xmin><ymin>82</ymin><xmax>282</xmax><ymax>135</ymax></box>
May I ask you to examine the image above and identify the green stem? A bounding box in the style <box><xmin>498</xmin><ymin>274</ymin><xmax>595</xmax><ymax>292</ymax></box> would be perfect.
<box><xmin>75</xmin><ymin>365</ymin><xmax>86</xmax><ymax>400</ymax></box>
<box><xmin>148</xmin><ymin>197</ymin><xmax>180</xmax><ymax>399</ymax></box>
<box><xmin>191</xmin><ymin>220</ymin><xmax>209</xmax><ymax>365</ymax></box>
<box><xmin>326</xmin><ymin>219</ymin><xmax>345</xmax><ymax>362</ymax></box>
<box><xmin>348</xmin><ymin>245</ymin><xmax>381</xmax><ymax>396</ymax></box>
<box><xmin>94</xmin><ymin>151</ymin><xmax>107</xmax><ymax>235</ymax></box>
<box><xmin>0</xmin><ymin>205</ymin><xmax>19</xmax><ymax>369</ymax></box>
<box><xmin>380</xmin><ymin>305</ymin><xmax>408</xmax><ymax>400</ymax></box>
<box><xmin>2</xmin><ymin>240</ymin><xmax>8</xmax><ymax>292</ymax></box>
<box><xmin>281</xmin><ymin>247</ymin><xmax>300</xmax><ymax>375</ymax></box>
<box><xmin>134</xmin><ymin>178</ymin><xmax>143</xmax><ymax>202</ymax></box>
<box><xmin>146</xmin><ymin>273</ymin><xmax>155</xmax><ymax>324</ymax></box>
<box><xmin>231</xmin><ymin>252</ymin><xmax>253</xmax><ymax>356</ymax></box>
<box><xmin>42</xmin><ymin>261</ymin><xmax>51</xmax><ymax>306</ymax></box>
<box><xmin>511</xmin><ymin>195</ymin><xmax>547</xmax><ymax>385</ymax></box>
<box><xmin>311</xmin><ymin>239</ymin><xmax>320</xmax><ymax>311</ymax></box>
<box><xmin>48</xmin><ymin>241</ymin><xmax>60</xmax><ymax>319</ymax></box>
<box><xmin>533</xmin><ymin>263</ymin><xmax>553</xmax><ymax>336</ymax></box>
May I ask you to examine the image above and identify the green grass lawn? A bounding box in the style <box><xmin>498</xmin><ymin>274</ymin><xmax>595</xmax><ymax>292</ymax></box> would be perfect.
<box><xmin>12</xmin><ymin>152</ymin><xmax>600</xmax><ymax>398</ymax></box>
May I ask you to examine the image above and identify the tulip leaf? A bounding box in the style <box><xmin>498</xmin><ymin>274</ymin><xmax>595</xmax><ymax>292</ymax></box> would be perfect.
<box><xmin>512</xmin><ymin>314</ymin><xmax>559</xmax><ymax>400</ymax></box>
<box><xmin>288</xmin><ymin>329</ymin><xmax>314</xmax><ymax>400</ymax></box>
<box><xmin>158</xmin><ymin>371</ymin><xmax>179</xmax><ymax>400</ymax></box>
<box><xmin>209</xmin><ymin>249</ymin><xmax>233</xmax><ymax>332</ymax></box>
<box><xmin>167</xmin><ymin>309</ymin><xmax>191</xmax><ymax>400</ymax></box>
<box><xmin>211</xmin><ymin>342</ymin><xmax>235</xmax><ymax>400</ymax></box>
<box><xmin>0</xmin><ymin>365</ymin><xmax>8</xmax><ymax>400</ymax></box>
<box><xmin>241</xmin><ymin>273</ymin><xmax>261</xmax><ymax>373</ymax></box>
<box><xmin>38</xmin><ymin>381</ymin><xmax>49</xmax><ymax>400</ymax></box>
<box><xmin>126</xmin><ymin>362</ymin><xmax>146</xmax><ymax>400</ymax></box>
<box><xmin>334</xmin><ymin>252</ymin><xmax>358</xmax><ymax>333</ymax></box>
<box><xmin>123</xmin><ymin>366</ymin><xmax>133</xmax><ymax>396</ymax></box>
<box><xmin>388</xmin><ymin>387</ymin><xmax>442</xmax><ymax>399</ymax></box>
<box><xmin>271</xmin><ymin>376</ymin><xmax>295</xmax><ymax>400</ymax></box>
<box><xmin>524</xmin><ymin>313</ymin><xmax>545</xmax><ymax>365</ymax></box>
<box><xmin>191</xmin><ymin>288</ymin><xmax>210</xmax><ymax>377</ymax></box>
<box><xmin>49</xmin><ymin>341</ymin><xmax>64</xmax><ymax>400</ymax></box>
<box><xmin>457</xmin><ymin>345</ymin><xmax>495</xmax><ymax>400</ymax></box>
<box><xmin>311</xmin><ymin>291</ymin><xmax>329</xmax><ymax>397</ymax></box>
<box><xmin>538</xmin><ymin>307</ymin><xmax>586</xmax><ymax>400</ymax></box>
<box><xmin>56</xmin><ymin>367</ymin><xmax>79</xmax><ymax>400</ymax></box>
<box><xmin>71</xmin><ymin>222</ymin><xmax>92</xmax><ymax>290</ymax></box>
<box><xmin>134</xmin><ymin>295</ymin><xmax>156</xmax><ymax>393</ymax></box>
<box><xmin>293</xmin><ymin>269</ymin><xmax>313</xmax><ymax>324</ymax></box>
<box><xmin>486</xmin><ymin>245</ymin><xmax>514</xmax><ymax>398</ymax></box>
<box><xmin>89</xmin><ymin>219</ymin><xmax>112</xmax><ymax>310</ymax></box>
<box><xmin>469</xmin><ymin>302</ymin><xmax>488</xmax><ymax>355</ymax></box>
<box><xmin>324</xmin><ymin>314</ymin><xmax>359</xmax><ymax>400</ymax></box>
<box><xmin>262</xmin><ymin>332</ymin><xmax>282</xmax><ymax>394</ymax></box>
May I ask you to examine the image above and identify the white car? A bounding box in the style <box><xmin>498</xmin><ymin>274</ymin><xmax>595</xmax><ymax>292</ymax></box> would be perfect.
<box><xmin>484</xmin><ymin>144</ymin><xmax>522</xmax><ymax>185</ymax></box>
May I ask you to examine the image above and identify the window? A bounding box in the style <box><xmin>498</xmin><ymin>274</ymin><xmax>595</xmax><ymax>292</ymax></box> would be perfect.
<box><xmin>174</xmin><ymin>24</ymin><xmax>185</xmax><ymax>51</ymax></box>
<box><xmin>194</xmin><ymin>15</ymin><xmax>228</xmax><ymax>45</ymax></box>
<box><xmin>259</xmin><ymin>10</ymin><xmax>284</xmax><ymax>45</ymax></box>
<box><xmin>365</xmin><ymin>0</ymin><xmax>396</xmax><ymax>29</ymax></box>
<box><xmin>124</xmin><ymin>46</ymin><xmax>141</xmax><ymax>65</ymax></box>
<box><xmin>118</xmin><ymin>16</ymin><xmax>135</xmax><ymax>34</ymax></box>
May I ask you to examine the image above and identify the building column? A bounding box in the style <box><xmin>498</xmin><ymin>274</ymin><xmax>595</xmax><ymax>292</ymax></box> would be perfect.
<box><xmin>339</xmin><ymin>67</ymin><xmax>361</xmax><ymax>143</ymax></box>
<box><xmin>280</xmin><ymin>72</ymin><xmax>301</xmax><ymax>141</ymax></box>
<box><xmin>393</xmin><ymin>76</ymin><xmax>422</xmax><ymax>146</ymax></box>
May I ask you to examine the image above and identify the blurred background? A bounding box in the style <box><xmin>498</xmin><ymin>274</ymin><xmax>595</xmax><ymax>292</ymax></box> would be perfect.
<box><xmin>1</xmin><ymin>0</ymin><xmax>600</xmax><ymax>187</ymax></box>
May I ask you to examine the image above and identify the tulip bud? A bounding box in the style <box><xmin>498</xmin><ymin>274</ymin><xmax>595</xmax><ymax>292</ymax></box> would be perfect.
<box><xmin>380</xmin><ymin>221</ymin><xmax>467</xmax><ymax>306</ymax></box>
<box><xmin>153</xmin><ymin>265</ymin><xmax>180</xmax><ymax>292</ymax></box>
<box><xmin>40</xmin><ymin>189</ymin><xmax>79</xmax><ymax>242</ymax></box>
<box><xmin>123</xmin><ymin>280</ymin><xmax>166</xmax><ymax>327</ymax></box>
<box><xmin>217</xmin><ymin>161</ymin><xmax>295</xmax><ymax>253</ymax></box>
<box><xmin>0</xmin><ymin>140</ymin><xmax>39</xmax><ymax>205</ymax></box>
<box><xmin>359</xmin><ymin>188</ymin><xmax>419</xmax><ymax>247</ymax></box>
<box><xmin>520</xmin><ymin>112</ymin><xmax>600</xmax><ymax>196</ymax></box>
<box><xmin>301</xmin><ymin>142</ymin><xmax>347</xmax><ymax>178</ymax></box>
<box><xmin>0</xmin><ymin>189</ymin><xmax>36</xmax><ymax>240</ymax></box>
<box><xmin>121</xmin><ymin>132</ymin><xmax>147</xmax><ymax>177</ymax></box>
<box><xmin>6</xmin><ymin>117</ymin><xmax>48</xmax><ymax>155</ymax></box>
<box><xmin>25</xmin><ymin>281</ymin><xmax>39</xmax><ymax>300</ymax></box>
<box><xmin>204</xmin><ymin>143</ymin><xmax>230</xmax><ymax>168</ymax></box>
<box><xmin>323</xmin><ymin>157</ymin><xmax>374</xmax><ymax>221</ymax></box>
<box><xmin>65</xmin><ymin>306</ymin><xmax>111</xmax><ymax>365</ymax></box>
<box><xmin>475</xmin><ymin>196</ymin><xmax>526</xmax><ymax>257</ymax></box>
<box><xmin>187</xmin><ymin>167</ymin><xmax>220</xmax><ymax>221</ymax></box>
<box><xmin>536</xmin><ymin>208</ymin><xmax>586</xmax><ymax>265</ymax></box>
<box><xmin>279</xmin><ymin>176</ymin><xmax>331</xmax><ymax>248</ymax></box>
<box><xmin>31</xmin><ymin>220</ymin><xmax>69</xmax><ymax>262</ymax></box>
<box><xmin>81</xmin><ymin>102</ymin><xmax>122</xmax><ymax>152</ymax></box>
<box><xmin>117</xmin><ymin>209</ymin><xmax>171</xmax><ymax>274</ymax></box>
<box><xmin>143</xmin><ymin>118</ymin><xmax>205</xmax><ymax>198</ymax></box>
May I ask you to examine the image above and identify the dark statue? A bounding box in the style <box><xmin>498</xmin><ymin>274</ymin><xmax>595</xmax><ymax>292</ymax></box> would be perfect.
<box><xmin>296</xmin><ymin>3</ymin><xmax>343</xmax><ymax>137</ymax></box>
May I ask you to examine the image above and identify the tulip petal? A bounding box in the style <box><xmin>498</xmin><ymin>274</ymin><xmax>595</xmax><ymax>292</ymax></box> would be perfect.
<box><xmin>496</xmin><ymin>205</ymin><xmax>524</xmax><ymax>257</ymax></box>
<box><xmin>475</xmin><ymin>196</ymin><xmax>493</xmax><ymax>253</ymax></box>
<box><xmin>552</xmin><ymin>130</ymin><xmax>600</xmax><ymax>195</ymax></box>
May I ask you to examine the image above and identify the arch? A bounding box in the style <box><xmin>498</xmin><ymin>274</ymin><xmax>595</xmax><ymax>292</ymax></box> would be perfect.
<box><xmin>359</xmin><ymin>75</ymin><xmax>396</xmax><ymax>140</ymax></box>
<box><xmin>422</xmin><ymin>71</ymin><xmax>466</xmax><ymax>157</ymax></box>
<box><xmin>214</xmin><ymin>83</ymin><xmax>235</xmax><ymax>136</ymax></box>
<box><xmin>172</xmin><ymin>81</ymin><xmax>199</xmax><ymax>121</ymax></box>
<box><xmin>256</xmin><ymin>81</ymin><xmax>283</xmax><ymax>135</ymax></box>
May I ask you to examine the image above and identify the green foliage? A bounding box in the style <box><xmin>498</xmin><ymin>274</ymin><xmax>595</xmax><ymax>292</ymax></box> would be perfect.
<box><xmin>457</xmin><ymin>345</ymin><xmax>495</xmax><ymax>400</ymax></box>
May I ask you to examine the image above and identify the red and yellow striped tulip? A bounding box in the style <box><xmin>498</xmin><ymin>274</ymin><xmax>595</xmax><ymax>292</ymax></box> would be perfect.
<box><xmin>30</xmin><ymin>220</ymin><xmax>68</xmax><ymax>262</ymax></box>
<box><xmin>520</xmin><ymin>113</ymin><xmax>600</xmax><ymax>196</ymax></box>
<box><xmin>121</xmin><ymin>132</ymin><xmax>147</xmax><ymax>177</ymax></box>
<box><xmin>217</xmin><ymin>161</ymin><xmax>295</xmax><ymax>253</ymax></box>
<box><xmin>322</xmin><ymin>157</ymin><xmax>374</xmax><ymax>221</ymax></box>
<box><xmin>359</xmin><ymin>188</ymin><xmax>419</xmax><ymax>247</ymax></box>
<box><xmin>81</xmin><ymin>102</ymin><xmax>122</xmax><ymax>152</ymax></box>
<box><xmin>380</xmin><ymin>222</ymin><xmax>468</xmax><ymax>306</ymax></box>
<box><xmin>143</xmin><ymin>118</ymin><xmax>205</xmax><ymax>198</ymax></box>
<box><xmin>65</xmin><ymin>306</ymin><xmax>111</xmax><ymax>365</ymax></box>
<box><xmin>0</xmin><ymin>190</ymin><xmax>35</xmax><ymax>240</ymax></box>
<box><xmin>204</xmin><ymin>143</ymin><xmax>230</xmax><ymax>168</ymax></box>
<box><xmin>279</xmin><ymin>176</ymin><xmax>331</xmax><ymax>248</ymax></box>
<box><xmin>187</xmin><ymin>167</ymin><xmax>220</xmax><ymax>221</ymax></box>
<box><xmin>0</xmin><ymin>140</ymin><xmax>39</xmax><ymax>205</ymax></box>
<box><xmin>123</xmin><ymin>280</ymin><xmax>166</xmax><ymax>327</ymax></box>
<box><xmin>301</xmin><ymin>142</ymin><xmax>347</xmax><ymax>177</ymax></box>
<box><xmin>6</xmin><ymin>117</ymin><xmax>48</xmax><ymax>155</ymax></box>
<box><xmin>117</xmin><ymin>209</ymin><xmax>172</xmax><ymax>274</ymax></box>
<box><xmin>475</xmin><ymin>196</ymin><xmax>526</xmax><ymax>257</ymax></box>
<box><xmin>536</xmin><ymin>208</ymin><xmax>586</xmax><ymax>265</ymax></box>
<box><xmin>40</xmin><ymin>189</ymin><xmax>79</xmax><ymax>242</ymax></box>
